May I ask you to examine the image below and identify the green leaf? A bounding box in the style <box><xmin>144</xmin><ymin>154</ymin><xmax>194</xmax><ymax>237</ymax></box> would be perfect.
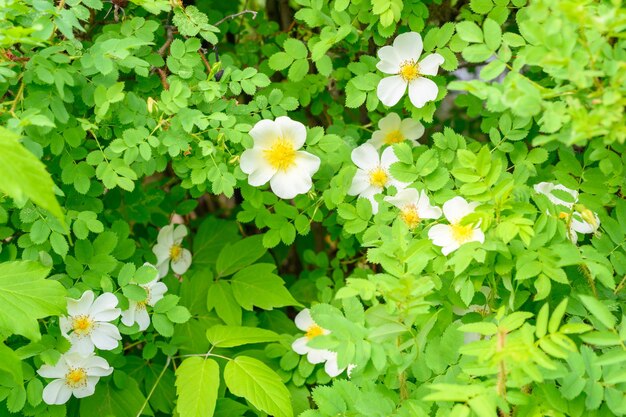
<box><xmin>470</xmin><ymin>0</ymin><xmax>494</xmax><ymax>14</ymax></box>
<box><xmin>283</xmin><ymin>39</ymin><xmax>308</xmax><ymax>60</ymax></box>
<box><xmin>216</xmin><ymin>235</ymin><xmax>266</xmax><ymax>277</ymax></box>
<box><xmin>231</xmin><ymin>264</ymin><xmax>300</xmax><ymax>310</ymax></box>
<box><xmin>0</xmin><ymin>128</ymin><xmax>64</xmax><ymax>224</ymax></box>
<box><xmin>0</xmin><ymin>261</ymin><xmax>66</xmax><ymax>340</ymax></box>
<box><xmin>207</xmin><ymin>281</ymin><xmax>242</xmax><ymax>326</ymax></box>
<box><xmin>0</xmin><ymin>343</ymin><xmax>23</xmax><ymax>387</ymax></box>
<box><xmin>483</xmin><ymin>19</ymin><xmax>502</xmax><ymax>50</ymax></box>
<box><xmin>80</xmin><ymin>378</ymin><xmax>146</xmax><ymax>417</ymax></box>
<box><xmin>456</xmin><ymin>21</ymin><xmax>483</xmax><ymax>43</ymax></box>
<box><xmin>548</xmin><ymin>298</ymin><xmax>568</xmax><ymax>334</ymax></box>
<box><xmin>176</xmin><ymin>357</ymin><xmax>220</xmax><ymax>417</ymax></box>
<box><xmin>224</xmin><ymin>356</ymin><xmax>293</xmax><ymax>417</ymax></box>
<box><xmin>206</xmin><ymin>325</ymin><xmax>280</xmax><ymax>348</ymax></box>
<box><xmin>579</xmin><ymin>295</ymin><xmax>616</xmax><ymax>329</ymax></box>
<box><xmin>193</xmin><ymin>218</ymin><xmax>240</xmax><ymax>268</ymax></box>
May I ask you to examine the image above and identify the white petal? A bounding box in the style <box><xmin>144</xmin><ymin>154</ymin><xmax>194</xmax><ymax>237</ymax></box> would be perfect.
<box><xmin>407</xmin><ymin>77</ymin><xmax>439</xmax><ymax>108</ymax></box>
<box><xmin>68</xmin><ymin>336</ymin><xmax>95</xmax><ymax>355</ymax></box>
<box><xmin>533</xmin><ymin>182</ymin><xmax>554</xmax><ymax>195</ymax></box>
<box><xmin>171</xmin><ymin>249</ymin><xmax>192</xmax><ymax>275</ymax></box>
<box><xmin>147</xmin><ymin>282</ymin><xmax>168</xmax><ymax>306</ymax></box>
<box><xmin>361</xmin><ymin>190</ymin><xmax>380</xmax><ymax>215</ymax></box>
<box><xmin>347</xmin><ymin>169</ymin><xmax>371</xmax><ymax>196</ymax></box>
<box><xmin>152</xmin><ymin>243</ymin><xmax>171</xmax><ymax>264</ymax></box>
<box><xmin>399</xmin><ymin>118</ymin><xmax>425</xmax><ymax>141</ymax></box>
<box><xmin>294</xmin><ymin>309</ymin><xmax>314</xmax><ymax>331</ymax></box>
<box><xmin>307</xmin><ymin>348</ymin><xmax>331</xmax><ymax>365</ymax></box>
<box><xmin>380</xmin><ymin>146</ymin><xmax>399</xmax><ymax>169</ymax></box>
<box><xmin>378</xmin><ymin>112</ymin><xmax>402</xmax><ymax>132</ymax></box>
<box><xmin>72</xmin><ymin>377</ymin><xmax>98</xmax><ymax>398</ymax></box>
<box><xmin>351</xmin><ymin>144</ymin><xmax>380</xmax><ymax>171</ymax></box>
<box><xmin>89</xmin><ymin>293</ymin><xmax>120</xmax><ymax>321</ymax></box>
<box><xmin>428</xmin><ymin>224</ymin><xmax>457</xmax><ymax>252</ymax></box>
<box><xmin>249</xmin><ymin>119</ymin><xmax>282</xmax><ymax>149</ymax></box>
<box><xmin>84</xmin><ymin>356</ymin><xmax>113</xmax><ymax>377</ymax></box>
<box><xmin>292</xmin><ymin>337</ymin><xmax>310</xmax><ymax>355</ymax></box>
<box><xmin>172</xmin><ymin>224</ymin><xmax>188</xmax><ymax>242</ymax></box>
<box><xmin>67</xmin><ymin>291</ymin><xmax>94</xmax><ymax>317</ymax></box>
<box><xmin>419</xmin><ymin>53</ymin><xmax>445</xmax><ymax>76</ymax></box>
<box><xmin>387</xmin><ymin>177</ymin><xmax>410</xmax><ymax>191</ymax></box>
<box><xmin>384</xmin><ymin>188</ymin><xmax>419</xmax><ymax>209</ymax></box>
<box><xmin>275</xmin><ymin>116</ymin><xmax>307</xmax><ymax>150</ymax></box>
<box><xmin>443</xmin><ymin>196</ymin><xmax>474</xmax><ymax>224</ymax></box>
<box><xmin>38</xmin><ymin>363</ymin><xmax>69</xmax><ymax>379</ymax></box>
<box><xmin>91</xmin><ymin>323</ymin><xmax>121</xmax><ymax>351</ymax></box>
<box><xmin>136</xmin><ymin>309</ymin><xmax>151</xmax><ymax>331</ymax></box>
<box><xmin>367</xmin><ymin>132</ymin><xmax>386</xmax><ymax>149</ymax></box>
<box><xmin>156</xmin><ymin>260</ymin><xmax>169</xmax><ymax>278</ymax></box>
<box><xmin>323</xmin><ymin>352</ymin><xmax>345</xmax><ymax>377</ymax></box>
<box><xmin>59</xmin><ymin>316</ymin><xmax>72</xmax><ymax>337</ymax></box>
<box><xmin>377</xmin><ymin>75</ymin><xmax>407</xmax><ymax>107</ymax></box>
<box><xmin>376</xmin><ymin>45</ymin><xmax>402</xmax><ymax>74</ymax></box>
<box><xmin>156</xmin><ymin>225</ymin><xmax>175</xmax><ymax>247</ymax></box>
<box><xmin>294</xmin><ymin>151</ymin><xmax>321</xmax><ymax>177</ymax></box>
<box><xmin>571</xmin><ymin>217</ymin><xmax>594</xmax><ymax>234</ymax></box>
<box><xmin>42</xmin><ymin>380</ymin><xmax>72</xmax><ymax>405</ymax></box>
<box><xmin>120</xmin><ymin>305</ymin><xmax>137</xmax><ymax>327</ymax></box>
<box><xmin>269</xmin><ymin>169</ymin><xmax>313</xmax><ymax>199</ymax></box>
<box><xmin>471</xmin><ymin>228</ymin><xmax>485</xmax><ymax>244</ymax></box>
<box><xmin>393</xmin><ymin>32</ymin><xmax>423</xmax><ymax>62</ymax></box>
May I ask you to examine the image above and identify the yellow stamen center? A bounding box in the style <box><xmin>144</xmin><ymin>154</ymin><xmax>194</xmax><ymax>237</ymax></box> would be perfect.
<box><xmin>170</xmin><ymin>245</ymin><xmax>182</xmax><ymax>261</ymax></box>
<box><xmin>305</xmin><ymin>324</ymin><xmax>324</xmax><ymax>340</ymax></box>
<box><xmin>65</xmin><ymin>368</ymin><xmax>87</xmax><ymax>388</ymax></box>
<box><xmin>264</xmin><ymin>139</ymin><xmax>296</xmax><ymax>171</ymax></box>
<box><xmin>558</xmin><ymin>212</ymin><xmax>570</xmax><ymax>220</ymax></box>
<box><xmin>400</xmin><ymin>205</ymin><xmax>421</xmax><ymax>229</ymax></box>
<box><xmin>369</xmin><ymin>167</ymin><xmax>389</xmax><ymax>188</ymax></box>
<box><xmin>451</xmin><ymin>223</ymin><xmax>474</xmax><ymax>244</ymax></box>
<box><xmin>72</xmin><ymin>315</ymin><xmax>93</xmax><ymax>336</ymax></box>
<box><xmin>399</xmin><ymin>60</ymin><xmax>420</xmax><ymax>82</ymax></box>
<box><xmin>384</xmin><ymin>130</ymin><xmax>405</xmax><ymax>144</ymax></box>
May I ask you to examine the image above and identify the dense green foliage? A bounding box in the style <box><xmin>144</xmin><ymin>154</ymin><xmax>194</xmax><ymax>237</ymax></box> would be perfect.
<box><xmin>1</xmin><ymin>0</ymin><xmax>625</xmax><ymax>416</ymax></box>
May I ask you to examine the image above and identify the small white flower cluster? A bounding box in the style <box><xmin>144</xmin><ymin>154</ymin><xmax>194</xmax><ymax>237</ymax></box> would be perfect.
<box><xmin>38</xmin><ymin>224</ymin><xmax>192</xmax><ymax>405</ymax></box>
<box><xmin>240</xmin><ymin>32</ymin><xmax>442</xmax><ymax>201</ymax></box>
<box><xmin>534</xmin><ymin>182</ymin><xmax>600</xmax><ymax>243</ymax></box>
<box><xmin>291</xmin><ymin>309</ymin><xmax>356</xmax><ymax>378</ymax></box>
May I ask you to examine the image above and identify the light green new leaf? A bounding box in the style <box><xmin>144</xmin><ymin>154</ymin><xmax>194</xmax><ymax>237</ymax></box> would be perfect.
<box><xmin>224</xmin><ymin>356</ymin><xmax>293</xmax><ymax>417</ymax></box>
<box><xmin>231</xmin><ymin>264</ymin><xmax>300</xmax><ymax>310</ymax></box>
<box><xmin>0</xmin><ymin>127</ymin><xmax>64</xmax><ymax>223</ymax></box>
<box><xmin>206</xmin><ymin>325</ymin><xmax>280</xmax><ymax>348</ymax></box>
<box><xmin>0</xmin><ymin>261</ymin><xmax>66</xmax><ymax>340</ymax></box>
<box><xmin>176</xmin><ymin>357</ymin><xmax>220</xmax><ymax>417</ymax></box>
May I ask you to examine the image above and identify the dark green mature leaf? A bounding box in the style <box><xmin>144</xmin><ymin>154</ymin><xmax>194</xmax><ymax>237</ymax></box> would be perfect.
<box><xmin>224</xmin><ymin>356</ymin><xmax>293</xmax><ymax>417</ymax></box>
<box><xmin>80</xmin><ymin>379</ymin><xmax>146</xmax><ymax>417</ymax></box>
<box><xmin>216</xmin><ymin>235</ymin><xmax>266</xmax><ymax>277</ymax></box>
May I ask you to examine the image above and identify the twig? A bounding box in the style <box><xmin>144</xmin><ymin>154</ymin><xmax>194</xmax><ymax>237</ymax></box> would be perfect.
<box><xmin>158</xmin><ymin>26</ymin><xmax>175</xmax><ymax>57</ymax></box>
<box><xmin>136</xmin><ymin>356</ymin><xmax>171</xmax><ymax>417</ymax></box>
<box><xmin>156</xmin><ymin>68</ymin><xmax>169</xmax><ymax>90</ymax></box>
<box><xmin>198</xmin><ymin>50</ymin><xmax>211</xmax><ymax>72</ymax></box>
<box><xmin>214</xmin><ymin>10</ymin><xmax>258</xmax><ymax>26</ymax></box>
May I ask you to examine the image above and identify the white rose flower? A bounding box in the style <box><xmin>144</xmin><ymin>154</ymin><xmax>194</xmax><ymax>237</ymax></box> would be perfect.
<box><xmin>120</xmin><ymin>264</ymin><xmax>168</xmax><ymax>331</ymax></box>
<box><xmin>428</xmin><ymin>196</ymin><xmax>485</xmax><ymax>255</ymax></box>
<box><xmin>534</xmin><ymin>182</ymin><xmax>600</xmax><ymax>243</ymax></box>
<box><xmin>291</xmin><ymin>309</ymin><xmax>333</xmax><ymax>365</ymax></box>
<box><xmin>376</xmin><ymin>32</ymin><xmax>445</xmax><ymax>108</ymax></box>
<box><xmin>323</xmin><ymin>351</ymin><xmax>357</xmax><ymax>378</ymax></box>
<box><xmin>347</xmin><ymin>144</ymin><xmax>410</xmax><ymax>214</ymax></box>
<box><xmin>38</xmin><ymin>351</ymin><xmax>113</xmax><ymax>404</ymax></box>
<box><xmin>367</xmin><ymin>113</ymin><xmax>425</xmax><ymax>149</ymax></box>
<box><xmin>59</xmin><ymin>290</ymin><xmax>122</xmax><ymax>355</ymax></box>
<box><xmin>533</xmin><ymin>182</ymin><xmax>578</xmax><ymax>209</ymax></box>
<box><xmin>153</xmin><ymin>224</ymin><xmax>192</xmax><ymax>278</ymax></box>
<box><xmin>240</xmin><ymin>116</ymin><xmax>321</xmax><ymax>199</ymax></box>
<box><xmin>384</xmin><ymin>188</ymin><xmax>442</xmax><ymax>229</ymax></box>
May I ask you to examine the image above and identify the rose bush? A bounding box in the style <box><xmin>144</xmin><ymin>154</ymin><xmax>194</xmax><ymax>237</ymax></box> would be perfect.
<box><xmin>0</xmin><ymin>0</ymin><xmax>625</xmax><ymax>416</ymax></box>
